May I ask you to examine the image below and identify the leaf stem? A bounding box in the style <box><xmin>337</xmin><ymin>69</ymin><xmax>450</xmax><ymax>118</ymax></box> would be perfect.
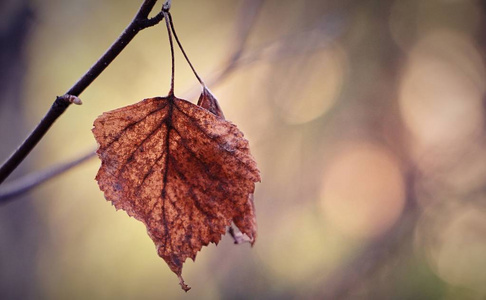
<box><xmin>167</xmin><ymin>12</ymin><xmax>205</xmax><ymax>86</ymax></box>
<box><xmin>0</xmin><ymin>0</ymin><xmax>164</xmax><ymax>185</ymax></box>
<box><xmin>163</xmin><ymin>10</ymin><xmax>176</xmax><ymax>96</ymax></box>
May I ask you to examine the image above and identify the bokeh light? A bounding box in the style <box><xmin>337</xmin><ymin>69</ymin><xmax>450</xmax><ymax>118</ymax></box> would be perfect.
<box><xmin>418</xmin><ymin>205</ymin><xmax>486</xmax><ymax>295</ymax></box>
<box><xmin>320</xmin><ymin>142</ymin><xmax>406</xmax><ymax>240</ymax></box>
<box><xmin>399</xmin><ymin>30</ymin><xmax>485</xmax><ymax>153</ymax></box>
<box><xmin>270</xmin><ymin>44</ymin><xmax>346</xmax><ymax>124</ymax></box>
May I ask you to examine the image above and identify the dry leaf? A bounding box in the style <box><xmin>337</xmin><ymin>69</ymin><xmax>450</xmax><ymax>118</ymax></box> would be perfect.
<box><xmin>197</xmin><ymin>87</ymin><xmax>224</xmax><ymax>118</ymax></box>
<box><xmin>93</xmin><ymin>94</ymin><xmax>260</xmax><ymax>291</ymax></box>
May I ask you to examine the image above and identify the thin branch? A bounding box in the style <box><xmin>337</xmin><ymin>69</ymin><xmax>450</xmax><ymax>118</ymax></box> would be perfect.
<box><xmin>0</xmin><ymin>151</ymin><xmax>96</xmax><ymax>204</ymax></box>
<box><xmin>0</xmin><ymin>0</ymin><xmax>165</xmax><ymax>185</ymax></box>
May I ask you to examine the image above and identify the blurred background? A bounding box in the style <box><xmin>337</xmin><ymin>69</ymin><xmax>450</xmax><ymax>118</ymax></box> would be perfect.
<box><xmin>1</xmin><ymin>0</ymin><xmax>486</xmax><ymax>299</ymax></box>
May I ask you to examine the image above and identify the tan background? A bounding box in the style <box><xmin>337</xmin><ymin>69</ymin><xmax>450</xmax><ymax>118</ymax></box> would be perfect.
<box><xmin>1</xmin><ymin>0</ymin><xmax>486</xmax><ymax>299</ymax></box>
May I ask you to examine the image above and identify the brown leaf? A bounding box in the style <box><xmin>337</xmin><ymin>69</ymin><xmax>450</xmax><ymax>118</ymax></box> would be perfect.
<box><xmin>92</xmin><ymin>94</ymin><xmax>260</xmax><ymax>291</ymax></box>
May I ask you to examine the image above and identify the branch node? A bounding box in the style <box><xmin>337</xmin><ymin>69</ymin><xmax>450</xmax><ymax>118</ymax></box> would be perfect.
<box><xmin>138</xmin><ymin>11</ymin><xmax>164</xmax><ymax>29</ymax></box>
<box><xmin>59</xmin><ymin>94</ymin><xmax>83</xmax><ymax>105</ymax></box>
<box><xmin>162</xmin><ymin>0</ymin><xmax>172</xmax><ymax>12</ymax></box>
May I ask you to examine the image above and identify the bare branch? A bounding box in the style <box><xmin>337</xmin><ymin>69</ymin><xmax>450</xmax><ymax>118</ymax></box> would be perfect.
<box><xmin>0</xmin><ymin>0</ymin><xmax>164</xmax><ymax>184</ymax></box>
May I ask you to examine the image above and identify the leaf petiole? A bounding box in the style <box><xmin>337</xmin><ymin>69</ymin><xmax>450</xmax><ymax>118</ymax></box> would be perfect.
<box><xmin>163</xmin><ymin>10</ymin><xmax>176</xmax><ymax>96</ymax></box>
<box><xmin>167</xmin><ymin>12</ymin><xmax>205</xmax><ymax>87</ymax></box>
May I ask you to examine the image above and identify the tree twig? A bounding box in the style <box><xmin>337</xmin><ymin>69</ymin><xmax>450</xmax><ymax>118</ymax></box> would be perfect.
<box><xmin>0</xmin><ymin>151</ymin><xmax>96</xmax><ymax>204</ymax></box>
<box><xmin>0</xmin><ymin>0</ymin><xmax>165</xmax><ymax>184</ymax></box>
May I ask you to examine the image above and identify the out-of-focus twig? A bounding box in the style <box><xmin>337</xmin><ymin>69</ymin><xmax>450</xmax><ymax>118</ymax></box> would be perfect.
<box><xmin>203</xmin><ymin>0</ymin><xmax>265</xmax><ymax>90</ymax></box>
<box><xmin>200</xmin><ymin>10</ymin><xmax>344</xmax><ymax>97</ymax></box>
<box><xmin>0</xmin><ymin>151</ymin><xmax>96</xmax><ymax>204</ymax></box>
<box><xmin>186</xmin><ymin>0</ymin><xmax>344</xmax><ymax>99</ymax></box>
